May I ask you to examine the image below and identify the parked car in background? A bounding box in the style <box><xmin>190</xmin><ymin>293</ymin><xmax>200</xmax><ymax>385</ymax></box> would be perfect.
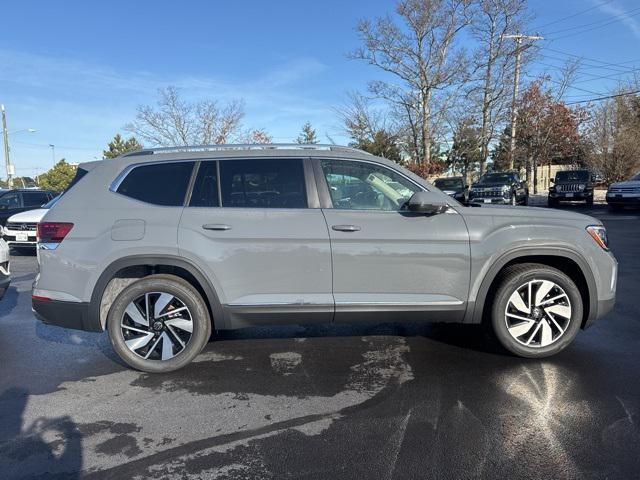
<box><xmin>32</xmin><ymin>144</ymin><xmax>616</xmax><ymax>372</ymax></box>
<box><xmin>468</xmin><ymin>171</ymin><xmax>528</xmax><ymax>205</ymax></box>
<box><xmin>0</xmin><ymin>239</ymin><xmax>10</xmax><ymax>300</ymax></box>
<box><xmin>433</xmin><ymin>177</ymin><xmax>468</xmax><ymax>203</ymax></box>
<box><xmin>2</xmin><ymin>195</ymin><xmax>60</xmax><ymax>249</ymax></box>
<box><xmin>0</xmin><ymin>189</ymin><xmax>57</xmax><ymax>226</ymax></box>
<box><xmin>606</xmin><ymin>172</ymin><xmax>640</xmax><ymax>210</ymax></box>
<box><xmin>548</xmin><ymin>170</ymin><xmax>594</xmax><ymax>207</ymax></box>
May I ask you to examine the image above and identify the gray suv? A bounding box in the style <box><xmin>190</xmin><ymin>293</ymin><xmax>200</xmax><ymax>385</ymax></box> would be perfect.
<box><xmin>32</xmin><ymin>145</ymin><xmax>617</xmax><ymax>372</ymax></box>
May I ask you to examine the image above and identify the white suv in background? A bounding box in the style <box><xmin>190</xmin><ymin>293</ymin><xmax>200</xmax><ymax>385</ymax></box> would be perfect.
<box><xmin>2</xmin><ymin>196</ymin><xmax>59</xmax><ymax>249</ymax></box>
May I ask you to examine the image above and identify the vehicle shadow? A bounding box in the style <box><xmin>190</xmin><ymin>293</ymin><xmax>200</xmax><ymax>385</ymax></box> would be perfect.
<box><xmin>215</xmin><ymin>321</ymin><xmax>508</xmax><ymax>356</ymax></box>
<box><xmin>0</xmin><ymin>387</ymin><xmax>83</xmax><ymax>479</ymax></box>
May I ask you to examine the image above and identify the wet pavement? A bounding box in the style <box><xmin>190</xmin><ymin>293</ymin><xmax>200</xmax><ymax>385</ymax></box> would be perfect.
<box><xmin>0</xmin><ymin>205</ymin><xmax>639</xmax><ymax>479</ymax></box>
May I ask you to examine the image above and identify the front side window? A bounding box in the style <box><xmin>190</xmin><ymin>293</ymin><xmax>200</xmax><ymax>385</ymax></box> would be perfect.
<box><xmin>117</xmin><ymin>162</ymin><xmax>195</xmax><ymax>206</ymax></box>
<box><xmin>0</xmin><ymin>192</ymin><xmax>22</xmax><ymax>209</ymax></box>
<box><xmin>321</xmin><ymin>160</ymin><xmax>420</xmax><ymax>211</ymax></box>
<box><xmin>219</xmin><ymin>159</ymin><xmax>307</xmax><ymax>208</ymax></box>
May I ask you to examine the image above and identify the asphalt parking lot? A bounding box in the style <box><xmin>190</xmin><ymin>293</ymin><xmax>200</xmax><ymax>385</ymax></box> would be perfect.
<box><xmin>1</xmin><ymin>204</ymin><xmax>639</xmax><ymax>479</ymax></box>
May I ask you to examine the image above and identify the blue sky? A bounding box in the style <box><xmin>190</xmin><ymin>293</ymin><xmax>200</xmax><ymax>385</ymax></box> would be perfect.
<box><xmin>1</xmin><ymin>0</ymin><xmax>639</xmax><ymax>178</ymax></box>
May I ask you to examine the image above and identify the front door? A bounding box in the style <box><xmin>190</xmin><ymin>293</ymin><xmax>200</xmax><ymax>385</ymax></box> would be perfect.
<box><xmin>317</xmin><ymin>159</ymin><xmax>471</xmax><ymax>323</ymax></box>
<box><xmin>178</xmin><ymin>158</ymin><xmax>333</xmax><ymax>328</ymax></box>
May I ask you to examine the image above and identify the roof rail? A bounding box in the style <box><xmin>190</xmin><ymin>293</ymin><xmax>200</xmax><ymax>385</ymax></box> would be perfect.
<box><xmin>121</xmin><ymin>143</ymin><xmax>373</xmax><ymax>158</ymax></box>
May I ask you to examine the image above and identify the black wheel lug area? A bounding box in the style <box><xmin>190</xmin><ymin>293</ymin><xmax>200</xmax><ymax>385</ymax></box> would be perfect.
<box><xmin>152</xmin><ymin>320</ymin><xmax>164</xmax><ymax>331</ymax></box>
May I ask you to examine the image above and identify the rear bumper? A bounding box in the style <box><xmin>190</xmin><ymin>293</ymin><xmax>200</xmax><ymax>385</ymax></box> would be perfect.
<box><xmin>32</xmin><ymin>298</ymin><xmax>102</xmax><ymax>332</ymax></box>
<box><xmin>0</xmin><ymin>273</ymin><xmax>10</xmax><ymax>299</ymax></box>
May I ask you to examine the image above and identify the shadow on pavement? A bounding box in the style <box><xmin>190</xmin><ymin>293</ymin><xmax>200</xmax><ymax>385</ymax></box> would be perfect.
<box><xmin>0</xmin><ymin>387</ymin><xmax>83</xmax><ymax>479</ymax></box>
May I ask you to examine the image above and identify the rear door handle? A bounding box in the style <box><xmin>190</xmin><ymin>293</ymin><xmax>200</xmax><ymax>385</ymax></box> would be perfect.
<box><xmin>332</xmin><ymin>224</ymin><xmax>361</xmax><ymax>232</ymax></box>
<box><xmin>202</xmin><ymin>224</ymin><xmax>231</xmax><ymax>231</ymax></box>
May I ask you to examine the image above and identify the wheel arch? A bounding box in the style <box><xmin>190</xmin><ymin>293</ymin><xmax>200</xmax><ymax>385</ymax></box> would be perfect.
<box><xmin>89</xmin><ymin>255</ymin><xmax>225</xmax><ymax>331</ymax></box>
<box><xmin>470</xmin><ymin>248</ymin><xmax>596</xmax><ymax>329</ymax></box>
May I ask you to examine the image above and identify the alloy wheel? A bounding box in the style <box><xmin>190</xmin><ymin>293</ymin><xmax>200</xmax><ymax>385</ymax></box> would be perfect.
<box><xmin>120</xmin><ymin>292</ymin><xmax>193</xmax><ymax>361</ymax></box>
<box><xmin>504</xmin><ymin>279</ymin><xmax>572</xmax><ymax>348</ymax></box>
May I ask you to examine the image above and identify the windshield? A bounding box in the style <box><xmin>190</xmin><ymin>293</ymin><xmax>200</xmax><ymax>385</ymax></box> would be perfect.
<box><xmin>478</xmin><ymin>173</ymin><xmax>515</xmax><ymax>184</ymax></box>
<box><xmin>556</xmin><ymin>170</ymin><xmax>589</xmax><ymax>182</ymax></box>
<box><xmin>434</xmin><ymin>178</ymin><xmax>463</xmax><ymax>190</ymax></box>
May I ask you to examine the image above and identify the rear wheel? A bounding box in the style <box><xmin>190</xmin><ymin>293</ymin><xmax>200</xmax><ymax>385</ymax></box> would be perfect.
<box><xmin>490</xmin><ymin>263</ymin><xmax>583</xmax><ymax>358</ymax></box>
<box><xmin>107</xmin><ymin>274</ymin><xmax>211</xmax><ymax>372</ymax></box>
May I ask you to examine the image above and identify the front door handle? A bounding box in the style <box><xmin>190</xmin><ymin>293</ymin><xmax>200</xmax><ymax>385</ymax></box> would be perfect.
<box><xmin>202</xmin><ymin>224</ymin><xmax>231</xmax><ymax>231</ymax></box>
<box><xmin>332</xmin><ymin>224</ymin><xmax>361</xmax><ymax>232</ymax></box>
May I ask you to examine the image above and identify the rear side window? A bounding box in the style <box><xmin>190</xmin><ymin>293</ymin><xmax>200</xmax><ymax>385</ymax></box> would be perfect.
<box><xmin>117</xmin><ymin>162</ymin><xmax>195</xmax><ymax>206</ymax></box>
<box><xmin>219</xmin><ymin>159</ymin><xmax>307</xmax><ymax>208</ymax></box>
<box><xmin>189</xmin><ymin>161</ymin><xmax>219</xmax><ymax>207</ymax></box>
<box><xmin>23</xmin><ymin>191</ymin><xmax>50</xmax><ymax>207</ymax></box>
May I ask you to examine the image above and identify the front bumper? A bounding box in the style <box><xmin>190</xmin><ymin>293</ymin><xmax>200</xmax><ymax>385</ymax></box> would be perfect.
<box><xmin>606</xmin><ymin>193</ymin><xmax>640</xmax><ymax>206</ymax></box>
<box><xmin>32</xmin><ymin>298</ymin><xmax>101</xmax><ymax>332</ymax></box>
<box><xmin>2</xmin><ymin>229</ymin><xmax>37</xmax><ymax>247</ymax></box>
<box><xmin>549</xmin><ymin>191</ymin><xmax>593</xmax><ymax>201</ymax></box>
<box><xmin>469</xmin><ymin>196</ymin><xmax>510</xmax><ymax>204</ymax></box>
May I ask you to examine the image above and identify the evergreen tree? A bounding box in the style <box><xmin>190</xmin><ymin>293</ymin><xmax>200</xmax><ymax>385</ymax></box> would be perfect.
<box><xmin>295</xmin><ymin>122</ymin><xmax>319</xmax><ymax>144</ymax></box>
<box><xmin>37</xmin><ymin>160</ymin><xmax>77</xmax><ymax>192</ymax></box>
<box><xmin>103</xmin><ymin>134</ymin><xmax>142</xmax><ymax>159</ymax></box>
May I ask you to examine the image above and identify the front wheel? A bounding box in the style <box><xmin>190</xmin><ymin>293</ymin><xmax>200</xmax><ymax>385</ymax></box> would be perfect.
<box><xmin>107</xmin><ymin>274</ymin><xmax>211</xmax><ymax>372</ymax></box>
<box><xmin>490</xmin><ymin>263</ymin><xmax>583</xmax><ymax>358</ymax></box>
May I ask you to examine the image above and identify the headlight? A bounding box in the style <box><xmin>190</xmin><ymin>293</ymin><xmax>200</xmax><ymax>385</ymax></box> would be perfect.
<box><xmin>578</xmin><ymin>184</ymin><xmax>586</xmax><ymax>191</ymax></box>
<box><xmin>586</xmin><ymin>225</ymin><xmax>609</xmax><ymax>251</ymax></box>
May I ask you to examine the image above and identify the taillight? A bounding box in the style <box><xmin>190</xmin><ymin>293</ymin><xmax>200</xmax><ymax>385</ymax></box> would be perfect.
<box><xmin>37</xmin><ymin>222</ymin><xmax>74</xmax><ymax>244</ymax></box>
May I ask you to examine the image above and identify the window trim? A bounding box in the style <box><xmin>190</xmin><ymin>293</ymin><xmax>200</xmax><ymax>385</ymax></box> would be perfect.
<box><xmin>313</xmin><ymin>158</ymin><xmax>426</xmax><ymax>211</ymax></box>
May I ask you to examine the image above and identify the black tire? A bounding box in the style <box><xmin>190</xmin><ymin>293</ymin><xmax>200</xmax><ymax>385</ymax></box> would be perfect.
<box><xmin>107</xmin><ymin>274</ymin><xmax>211</xmax><ymax>373</ymax></box>
<box><xmin>523</xmin><ymin>194</ymin><xmax>529</xmax><ymax>206</ymax></box>
<box><xmin>586</xmin><ymin>197</ymin><xmax>594</xmax><ymax>207</ymax></box>
<box><xmin>548</xmin><ymin>198</ymin><xmax>557</xmax><ymax>208</ymax></box>
<box><xmin>490</xmin><ymin>263</ymin><xmax>583</xmax><ymax>358</ymax></box>
<box><xmin>609</xmin><ymin>204</ymin><xmax>623</xmax><ymax>212</ymax></box>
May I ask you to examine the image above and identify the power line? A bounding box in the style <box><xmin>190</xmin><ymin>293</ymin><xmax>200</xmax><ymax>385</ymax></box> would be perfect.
<box><xmin>540</xmin><ymin>47</ymin><xmax>640</xmax><ymax>72</ymax></box>
<box><xmin>565</xmin><ymin>89</ymin><xmax>640</xmax><ymax>105</ymax></box>
<box><xmin>532</xmin><ymin>0</ymin><xmax>615</xmax><ymax>30</ymax></box>
<box><xmin>547</xmin><ymin>9</ymin><xmax>640</xmax><ymax>40</ymax></box>
<box><xmin>543</xmin><ymin>6</ymin><xmax>640</xmax><ymax>35</ymax></box>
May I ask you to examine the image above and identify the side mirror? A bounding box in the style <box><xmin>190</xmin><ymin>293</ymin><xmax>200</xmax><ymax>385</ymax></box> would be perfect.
<box><xmin>407</xmin><ymin>191</ymin><xmax>449</xmax><ymax>215</ymax></box>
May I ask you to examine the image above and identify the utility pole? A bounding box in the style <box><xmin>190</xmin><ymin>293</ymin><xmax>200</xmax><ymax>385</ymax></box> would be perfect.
<box><xmin>1</xmin><ymin>105</ymin><xmax>14</xmax><ymax>188</ymax></box>
<box><xmin>503</xmin><ymin>34</ymin><xmax>543</xmax><ymax>171</ymax></box>
<box><xmin>49</xmin><ymin>144</ymin><xmax>56</xmax><ymax>167</ymax></box>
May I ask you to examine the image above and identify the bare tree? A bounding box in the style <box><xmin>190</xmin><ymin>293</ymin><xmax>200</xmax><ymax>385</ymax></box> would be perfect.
<box><xmin>585</xmin><ymin>90</ymin><xmax>640</xmax><ymax>184</ymax></box>
<box><xmin>469</xmin><ymin>0</ymin><xmax>529</xmax><ymax>175</ymax></box>
<box><xmin>350</xmin><ymin>0</ymin><xmax>473</xmax><ymax>167</ymax></box>
<box><xmin>125</xmin><ymin>86</ymin><xmax>245</xmax><ymax>146</ymax></box>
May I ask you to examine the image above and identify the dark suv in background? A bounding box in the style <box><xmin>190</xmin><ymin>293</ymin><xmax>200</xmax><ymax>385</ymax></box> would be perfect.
<box><xmin>0</xmin><ymin>189</ymin><xmax>57</xmax><ymax>225</ymax></box>
<box><xmin>433</xmin><ymin>177</ymin><xmax>468</xmax><ymax>203</ymax></box>
<box><xmin>548</xmin><ymin>170</ymin><xmax>594</xmax><ymax>207</ymax></box>
<box><xmin>468</xmin><ymin>172</ymin><xmax>528</xmax><ymax>205</ymax></box>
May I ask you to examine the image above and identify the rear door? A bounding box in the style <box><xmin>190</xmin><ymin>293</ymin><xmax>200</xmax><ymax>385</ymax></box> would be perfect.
<box><xmin>317</xmin><ymin>158</ymin><xmax>471</xmax><ymax>323</ymax></box>
<box><xmin>178</xmin><ymin>158</ymin><xmax>333</xmax><ymax>328</ymax></box>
